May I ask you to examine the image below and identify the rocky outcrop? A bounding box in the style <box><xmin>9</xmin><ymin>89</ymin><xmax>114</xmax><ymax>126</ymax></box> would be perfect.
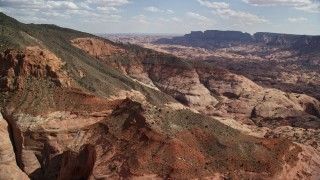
<box><xmin>144</xmin><ymin>63</ymin><xmax>219</xmax><ymax>113</ymax></box>
<box><xmin>266</xmin><ymin>127</ymin><xmax>320</xmax><ymax>179</ymax></box>
<box><xmin>71</xmin><ymin>38</ymin><xmax>126</xmax><ymax>59</ymax></box>
<box><xmin>0</xmin><ymin>47</ymin><xmax>70</xmax><ymax>91</ymax></box>
<box><xmin>0</xmin><ymin>113</ymin><xmax>29</xmax><ymax>180</ymax></box>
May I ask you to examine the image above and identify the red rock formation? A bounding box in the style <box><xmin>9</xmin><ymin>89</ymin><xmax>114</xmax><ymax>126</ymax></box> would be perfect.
<box><xmin>0</xmin><ymin>47</ymin><xmax>70</xmax><ymax>91</ymax></box>
<box><xmin>71</xmin><ymin>38</ymin><xmax>126</xmax><ymax>58</ymax></box>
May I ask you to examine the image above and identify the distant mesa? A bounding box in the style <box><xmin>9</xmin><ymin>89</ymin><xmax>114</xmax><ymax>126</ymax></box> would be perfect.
<box><xmin>154</xmin><ymin>30</ymin><xmax>320</xmax><ymax>52</ymax></box>
<box><xmin>185</xmin><ymin>30</ymin><xmax>252</xmax><ymax>42</ymax></box>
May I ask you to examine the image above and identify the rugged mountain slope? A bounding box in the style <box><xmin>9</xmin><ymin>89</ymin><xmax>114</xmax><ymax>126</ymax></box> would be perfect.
<box><xmin>0</xmin><ymin>47</ymin><xmax>306</xmax><ymax>179</ymax></box>
<box><xmin>0</xmin><ymin>13</ymin><xmax>320</xmax><ymax>179</ymax></box>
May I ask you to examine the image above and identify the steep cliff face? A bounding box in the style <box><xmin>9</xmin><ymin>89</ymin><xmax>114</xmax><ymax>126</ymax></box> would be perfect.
<box><xmin>1</xmin><ymin>93</ymin><xmax>122</xmax><ymax>179</ymax></box>
<box><xmin>0</xmin><ymin>113</ymin><xmax>29</xmax><ymax>180</ymax></box>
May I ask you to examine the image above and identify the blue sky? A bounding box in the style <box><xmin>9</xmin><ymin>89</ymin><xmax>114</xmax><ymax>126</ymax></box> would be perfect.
<box><xmin>0</xmin><ymin>0</ymin><xmax>319</xmax><ymax>35</ymax></box>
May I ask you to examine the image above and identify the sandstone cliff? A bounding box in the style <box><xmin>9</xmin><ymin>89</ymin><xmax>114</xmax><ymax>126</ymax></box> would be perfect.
<box><xmin>0</xmin><ymin>113</ymin><xmax>29</xmax><ymax>180</ymax></box>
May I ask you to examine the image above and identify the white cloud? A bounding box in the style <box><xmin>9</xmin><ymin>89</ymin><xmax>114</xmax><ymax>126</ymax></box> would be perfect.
<box><xmin>295</xmin><ymin>3</ymin><xmax>320</xmax><ymax>13</ymax></box>
<box><xmin>132</xmin><ymin>14</ymin><xmax>148</xmax><ymax>24</ymax></box>
<box><xmin>83</xmin><ymin>14</ymin><xmax>122</xmax><ymax>23</ymax></box>
<box><xmin>85</xmin><ymin>0</ymin><xmax>130</xmax><ymax>6</ymax></box>
<box><xmin>288</xmin><ymin>17</ymin><xmax>307</xmax><ymax>22</ymax></box>
<box><xmin>107</xmin><ymin>14</ymin><xmax>122</xmax><ymax>22</ymax></box>
<box><xmin>166</xmin><ymin>9</ymin><xmax>174</xmax><ymax>14</ymax></box>
<box><xmin>197</xmin><ymin>0</ymin><xmax>229</xmax><ymax>9</ymax></box>
<box><xmin>144</xmin><ymin>6</ymin><xmax>174</xmax><ymax>14</ymax></box>
<box><xmin>0</xmin><ymin>0</ymin><xmax>81</xmax><ymax>10</ymax></box>
<box><xmin>78</xmin><ymin>2</ymin><xmax>91</xmax><ymax>10</ymax></box>
<box><xmin>0</xmin><ymin>0</ymin><xmax>44</xmax><ymax>8</ymax></box>
<box><xmin>42</xmin><ymin>11</ymin><xmax>70</xmax><ymax>18</ymax></box>
<box><xmin>66</xmin><ymin>10</ymin><xmax>100</xmax><ymax>18</ymax></box>
<box><xmin>242</xmin><ymin>0</ymin><xmax>312</xmax><ymax>6</ymax></box>
<box><xmin>97</xmin><ymin>6</ymin><xmax>119</xmax><ymax>13</ymax></box>
<box><xmin>157</xmin><ymin>17</ymin><xmax>182</xmax><ymax>23</ymax></box>
<box><xmin>158</xmin><ymin>17</ymin><xmax>170</xmax><ymax>22</ymax></box>
<box><xmin>144</xmin><ymin>6</ymin><xmax>162</xmax><ymax>13</ymax></box>
<box><xmin>172</xmin><ymin>17</ymin><xmax>182</xmax><ymax>22</ymax></box>
<box><xmin>66</xmin><ymin>9</ymin><xmax>121</xmax><ymax>23</ymax></box>
<box><xmin>186</xmin><ymin>12</ymin><xmax>213</xmax><ymax>23</ymax></box>
<box><xmin>0</xmin><ymin>0</ymin><xmax>128</xmax><ymax>23</ymax></box>
<box><xmin>46</xmin><ymin>1</ymin><xmax>78</xmax><ymax>10</ymax></box>
<box><xmin>0</xmin><ymin>0</ymin><xmax>84</xmax><ymax>10</ymax></box>
<box><xmin>0</xmin><ymin>7</ymin><xmax>38</xmax><ymax>16</ymax></box>
<box><xmin>213</xmin><ymin>9</ymin><xmax>269</xmax><ymax>24</ymax></box>
<box><xmin>242</xmin><ymin>0</ymin><xmax>319</xmax><ymax>13</ymax></box>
